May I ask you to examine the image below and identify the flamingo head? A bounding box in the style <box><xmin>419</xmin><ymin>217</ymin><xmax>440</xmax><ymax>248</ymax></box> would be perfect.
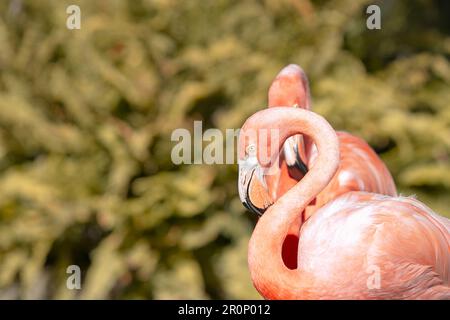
<box><xmin>237</xmin><ymin>113</ymin><xmax>281</xmax><ymax>216</ymax></box>
<box><xmin>237</xmin><ymin>62</ymin><xmax>313</xmax><ymax>216</ymax></box>
<box><xmin>238</xmin><ymin>144</ymin><xmax>274</xmax><ymax>215</ymax></box>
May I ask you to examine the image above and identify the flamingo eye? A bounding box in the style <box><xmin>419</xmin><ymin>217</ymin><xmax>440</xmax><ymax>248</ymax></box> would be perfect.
<box><xmin>246</xmin><ymin>144</ymin><xmax>256</xmax><ymax>156</ymax></box>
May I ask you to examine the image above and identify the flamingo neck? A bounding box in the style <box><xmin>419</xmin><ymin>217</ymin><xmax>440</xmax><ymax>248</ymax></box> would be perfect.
<box><xmin>247</xmin><ymin>108</ymin><xmax>339</xmax><ymax>299</ymax></box>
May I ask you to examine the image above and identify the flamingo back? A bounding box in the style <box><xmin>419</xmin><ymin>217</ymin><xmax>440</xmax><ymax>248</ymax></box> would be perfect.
<box><xmin>297</xmin><ymin>192</ymin><xmax>450</xmax><ymax>299</ymax></box>
<box><xmin>304</xmin><ymin>131</ymin><xmax>397</xmax><ymax>219</ymax></box>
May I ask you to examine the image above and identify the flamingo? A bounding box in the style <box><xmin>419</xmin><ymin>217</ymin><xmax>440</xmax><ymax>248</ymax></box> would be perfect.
<box><xmin>246</xmin><ymin>64</ymin><xmax>397</xmax><ymax>269</ymax></box>
<box><xmin>238</xmin><ymin>107</ymin><xmax>450</xmax><ymax>299</ymax></box>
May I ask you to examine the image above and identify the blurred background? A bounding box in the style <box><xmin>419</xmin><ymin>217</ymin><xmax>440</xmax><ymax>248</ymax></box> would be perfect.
<box><xmin>0</xmin><ymin>0</ymin><xmax>449</xmax><ymax>299</ymax></box>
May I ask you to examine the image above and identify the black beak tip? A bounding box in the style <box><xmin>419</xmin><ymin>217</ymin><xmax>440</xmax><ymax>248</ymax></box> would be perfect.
<box><xmin>242</xmin><ymin>200</ymin><xmax>265</xmax><ymax>216</ymax></box>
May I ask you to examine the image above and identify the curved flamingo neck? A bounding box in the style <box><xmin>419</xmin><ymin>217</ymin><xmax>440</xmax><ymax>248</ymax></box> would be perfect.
<box><xmin>247</xmin><ymin>107</ymin><xmax>339</xmax><ymax>299</ymax></box>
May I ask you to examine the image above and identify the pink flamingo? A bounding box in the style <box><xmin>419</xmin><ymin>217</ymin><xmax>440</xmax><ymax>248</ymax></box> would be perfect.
<box><xmin>238</xmin><ymin>107</ymin><xmax>450</xmax><ymax>299</ymax></box>
<box><xmin>245</xmin><ymin>64</ymin><xmax>397</xmax><ymax>269</ymax></box>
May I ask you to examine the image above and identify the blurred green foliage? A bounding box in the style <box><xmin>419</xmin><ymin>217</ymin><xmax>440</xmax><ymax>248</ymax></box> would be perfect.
<box><xmin>0</xmin><ymin>0</ymin><xmax>449</xmax><ymax>299</ymax></box>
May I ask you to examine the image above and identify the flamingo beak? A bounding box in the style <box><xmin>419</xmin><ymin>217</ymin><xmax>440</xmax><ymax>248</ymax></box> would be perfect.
<box><xmin>238</xmin><ymin>158</ymin><xmax>272</xmax><ymax>216</ymax></box>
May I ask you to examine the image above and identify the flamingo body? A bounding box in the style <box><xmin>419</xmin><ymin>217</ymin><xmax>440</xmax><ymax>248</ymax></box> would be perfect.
<box><xmin>303</xmin><ymin>131</ymin><xmax>397</xmax><ymax>218</ymax></box>
<box><xmin>252</xmin><ymin>192</ymin><xmax>450</xmax><ymax>300</ymax></box>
